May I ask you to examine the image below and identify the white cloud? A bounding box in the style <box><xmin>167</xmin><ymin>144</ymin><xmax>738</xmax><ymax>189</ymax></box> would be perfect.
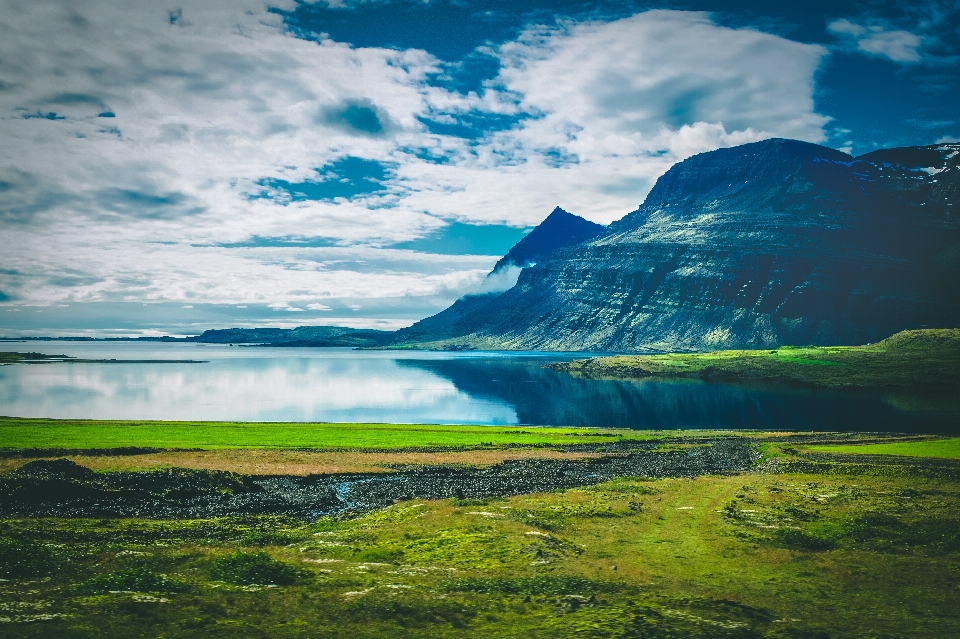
<box><xmin>828</xmin><ymin>18</ymin><xmax>924</xmax><ymax>63</ymax></box>
<box><xmin>0</xmin><ymin>3</ymin><xmax>830</xmax><ymax>330</ymax></box>
<box><xmin>393</xmin><ymin>11</ymin><xmax>829</xmax><ymax>226</ymax></box>
<box><xmin>471</xmin><ymin>264</ymin><xmax>524</xmax><ymax>295</ymax></box>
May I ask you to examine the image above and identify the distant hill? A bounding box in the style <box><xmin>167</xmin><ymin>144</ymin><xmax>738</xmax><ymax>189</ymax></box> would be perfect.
<box><xmin>189</xmin><ymin>325</ymin><xmax>393</xmax><ymax>347</ymax></box>
<box><xmin>387</xmin><ymin>138</ymin><xmax>960</xmax><ymax>352</ymax></box>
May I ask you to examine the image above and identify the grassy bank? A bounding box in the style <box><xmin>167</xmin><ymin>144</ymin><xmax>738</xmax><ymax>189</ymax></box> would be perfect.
<box><xmin>0</xmin><ymin>418</ymin><xmax>635</xmax><ymax>451</ymax></box>
<box><xmin>1</xmin><ymin>451</ymin><xmax>958</xmax><ymax>638</ymax></box>
<box><xmin>552</xmin><ymin>328</ymin><xmax>960</xmax><ymax>390</ymax></box>
<box><xmin>806</xmin><ymin>437</ymin><xmax>960</xmax><ymax>459</ymax></box>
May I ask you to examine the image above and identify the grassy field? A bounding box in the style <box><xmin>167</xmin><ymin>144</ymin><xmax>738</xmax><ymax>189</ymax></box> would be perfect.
<box><xmin>807</xmin><ymin>437</ymin><xmax>960</xmax><ymax>459</ymax></box>
<box><xmin>2</xmin><ymin>431</ymin><xmax>958</xmax><ymax>637</ymax></box>
<box><xmin>0</xmin><ymin>418</ymin><xmax>638</xmax><ymax>451</ymax></box>
<box><xmin>1</xmin><ymin>460</ymin><xmax>958</xmax><ymax>638</ymax></box>
<box><xmin>553</xmin><ymin>328</ymin><xmax>960</xmax><ymax>390</ymax></box>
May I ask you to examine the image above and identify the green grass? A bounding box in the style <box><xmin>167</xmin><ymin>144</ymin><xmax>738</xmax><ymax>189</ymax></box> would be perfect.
<box><xmin>2</xmin><ymin>465</ymin><xmax>959</xmax><ymax>638</ymax></box>
<box><xmin>807</xmin><ymin>437</ymin><xmax>960</xmax><ymax>459</ymax></box>
<box><xmin>554</xmin><ymin>328</ymin><xmax>960</xmax><ymax>390</ymax></box>
<box><xmin>0</xmin><ymin>418</ymin><xmax>637</xmax><ymax>450</ymax></box>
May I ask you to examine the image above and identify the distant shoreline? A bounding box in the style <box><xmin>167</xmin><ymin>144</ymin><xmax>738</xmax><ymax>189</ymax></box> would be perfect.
<box><xmin>550</xmin><ymin>328</ymin><xmax>960</xmax><ymax>391</ymax></box>
<box><xmin>0</xmin><ymin>352</ymin><xmax>206</xmax><ymax>365</ymax></box>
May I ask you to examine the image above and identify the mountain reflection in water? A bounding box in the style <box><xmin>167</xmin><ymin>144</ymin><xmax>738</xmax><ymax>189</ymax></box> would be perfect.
<box><xmin>397</xmin><ymin>357</ymin><xmax>960</xmax><ymax>433</ymax></box>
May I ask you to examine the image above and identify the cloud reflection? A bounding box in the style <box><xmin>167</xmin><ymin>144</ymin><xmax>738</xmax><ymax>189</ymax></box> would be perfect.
<box><xmin>0</xmin><ymin>343</ymin><xmax>518</xmax><ymax>423</ymax></box>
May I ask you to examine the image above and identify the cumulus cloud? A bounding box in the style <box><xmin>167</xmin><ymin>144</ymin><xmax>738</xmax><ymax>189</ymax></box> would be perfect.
<box><xmin>505</xmin><ymin>12</ymin><xmax>827</xmax><ymax>137</ymax></box>
<box><xmin>0</xmin><ymin>3</ymin><xmax>830</xmax><ymax>330</ymax></box>
<box><xmin>828</xmin><ymin>18</ymin><xmax>924</xmax><ymax>63</ymax></box>
<box><xmin>395</xmin><ymin>11</ymin><xmax>828</xmax><ymax>226</ymax></box>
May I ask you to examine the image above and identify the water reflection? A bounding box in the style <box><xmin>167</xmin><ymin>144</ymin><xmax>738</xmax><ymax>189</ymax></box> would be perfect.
<box><xmin>398</xmin><ymin>357</ymin><xmax>960</xmax><ymax>433</ymax></box>
<box><xmin>0</xmin><ymin>344</ymin><xmax>517</xmax><ymax>423</ymax></box>
<box><xmin>0</xmin><ymin>342</ymin><xmax>956</xmax><ymax>432</ymax></box>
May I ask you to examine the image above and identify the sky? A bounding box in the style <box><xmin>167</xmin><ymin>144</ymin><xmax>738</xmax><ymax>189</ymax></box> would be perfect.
<box><xmin>1</xmin><ymin>0</ymin><xmax>958</xmax><ymax>336</ymax></box>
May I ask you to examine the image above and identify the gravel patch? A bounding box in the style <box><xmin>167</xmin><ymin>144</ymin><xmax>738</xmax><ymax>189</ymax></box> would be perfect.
<box><xmin>0</xmin><ymin>439</ymin><xmax>756</xmax><ymax>520</ymax></box>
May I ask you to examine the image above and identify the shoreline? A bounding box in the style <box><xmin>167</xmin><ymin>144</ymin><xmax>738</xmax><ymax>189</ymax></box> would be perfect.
<box><xmin>550</xmin><ymin>328</ymin><xmax>960</xmax><ymax>391</ymax></box>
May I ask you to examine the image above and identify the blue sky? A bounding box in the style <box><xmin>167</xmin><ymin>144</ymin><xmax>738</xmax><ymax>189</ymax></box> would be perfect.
<box><xmin>0</xmin><ymin>0</ymin><xmax>957</xmax><ymax>335</ymax></box>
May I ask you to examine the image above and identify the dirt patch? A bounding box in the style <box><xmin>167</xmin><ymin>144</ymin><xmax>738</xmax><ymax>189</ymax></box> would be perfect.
<box><xmin>0</xmin><ymin>448</ymin><xmax>604</xmax><ymax>477</ymax></box>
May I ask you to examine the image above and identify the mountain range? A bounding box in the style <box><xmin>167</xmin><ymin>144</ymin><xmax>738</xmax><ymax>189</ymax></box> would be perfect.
<box><xmin>150</xmin><ymin>138</ymin><xmax>959</xmax><ymax>352</ymax></box>
<box><xmin>390</xmin><ymin>138</ymin><xmax>960</xmax><ymax>352</ymax></box>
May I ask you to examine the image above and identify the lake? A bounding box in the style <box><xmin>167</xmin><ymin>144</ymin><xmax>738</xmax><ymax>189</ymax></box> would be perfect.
<box><xmin>0</xmin><ymin>342</ymin><xmax>957</xmax><ymax>432</ymax></box>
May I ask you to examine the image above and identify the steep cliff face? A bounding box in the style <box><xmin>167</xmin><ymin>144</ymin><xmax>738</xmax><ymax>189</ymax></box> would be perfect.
<box><xmin>394</xmin><ymin>139</ymin><xmax>960</xmax><ymax>352</ymax></box>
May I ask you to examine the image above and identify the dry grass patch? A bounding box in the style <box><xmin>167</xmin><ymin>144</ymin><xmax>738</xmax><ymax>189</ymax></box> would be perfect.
<box><xmin>0</xmin><ymin>448</ymin><xmax>604</xmax><ymax>476</ymax></box>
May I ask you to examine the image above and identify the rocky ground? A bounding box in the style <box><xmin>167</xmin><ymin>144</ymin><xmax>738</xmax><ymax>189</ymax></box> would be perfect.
<box><xmin>0</xmin><ymin>438</ymin><xmax>756</xmax><ymax>520</ymax></box>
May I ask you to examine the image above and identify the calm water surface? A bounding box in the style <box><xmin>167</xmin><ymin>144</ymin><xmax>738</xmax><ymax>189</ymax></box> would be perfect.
<box><xmin>0</xmin><ymin>342</ymin><xmax>956</xmax><ymax>432</ymax></box>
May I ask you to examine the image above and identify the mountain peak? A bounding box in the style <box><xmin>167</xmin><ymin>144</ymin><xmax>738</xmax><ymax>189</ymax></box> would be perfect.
<box><xmin>493</xmin><ymin>207</ymin><xmax>605</xmax><ymax>272</ymax></box>
<box><xmin>390</xmin><ymin>207</ymin><xmax>606</xmax><ymax>343</ymax></box>
<box><xmin>610</xmin><ymin>138</ymin><xmax>860</xmax><ymax>232</ymax></box>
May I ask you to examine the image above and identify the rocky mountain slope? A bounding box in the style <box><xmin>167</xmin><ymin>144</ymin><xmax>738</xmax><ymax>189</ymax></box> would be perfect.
<box><xmin>391</xmin><ymin>139</ymin><xmax>960</xmax><ymax>352</ymax></box>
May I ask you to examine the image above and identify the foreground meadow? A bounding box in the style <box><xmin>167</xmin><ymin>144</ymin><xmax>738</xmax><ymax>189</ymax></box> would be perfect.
<box><xmin>1</xmin><ymin>424</ymin><xmax>958</xmax><ymax>638</ymax></box>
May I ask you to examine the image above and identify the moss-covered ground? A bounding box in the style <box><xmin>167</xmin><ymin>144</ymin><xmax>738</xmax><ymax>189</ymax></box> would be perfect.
<box><xmin>553</xmin><ymin>328</ymin><xmax>960</xmax><ymax>390</ymax></box>
<box><xmin>1</xmin><ymin>438</ymin><xmax>959</xmax><ymax>638</ymax></box>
